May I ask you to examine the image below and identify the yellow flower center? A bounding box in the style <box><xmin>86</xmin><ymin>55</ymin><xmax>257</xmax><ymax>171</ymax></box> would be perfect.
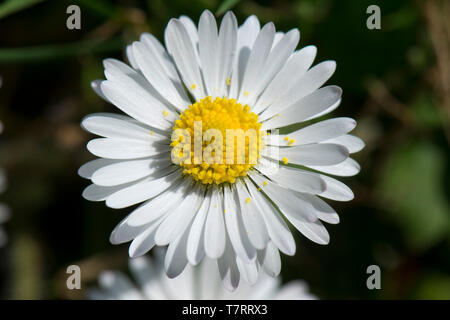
<box><xmin>171</xmin><ymin>96</ymin><xmax>262</xmax><ymax>185</ymax></box>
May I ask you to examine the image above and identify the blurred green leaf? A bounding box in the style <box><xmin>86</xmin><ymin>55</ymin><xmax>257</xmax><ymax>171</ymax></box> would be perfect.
<box><xmin>378</xmin><ymin>141</ymin><xmax>450</xmax><ymax>252</ymax></box>
<box><xmin>216</xmin><ymin>0</ymin><xmax>240</xmax><ymax>16</ymax></box>
<box><xmin>0</xmin><ymin>38</ymin><xmax>123</xmax><ymax>63</ymax></box>
<box><xmin>384</xmin><ymin>4</ymin><xmax>418</xmax><ymax>30</ymax></box>
<box><xmin>0</xmin><ymin>0</ymin><xmax>43</xmax><ymax>20</ymax></box>
<box><xmin>413</xmin><ymin>273</ymin><xmax>450</xmax><ymax>299</ymax></box>
<box><xmin>411</xmin><ymin>95</ymin><xmax>443</xmax><ymax>129</ymax></box>
<box><xmin>75</xmin><ymin>0</ymin><xmax>119</xmax><ymax>19</ymax></box>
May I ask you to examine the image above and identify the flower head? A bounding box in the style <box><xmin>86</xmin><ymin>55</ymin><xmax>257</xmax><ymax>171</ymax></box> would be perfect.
<box><xmin>88</xmin><ymin>252</ymin><xmax>317</xmax><ymax>300</ymax></box>
<box><xmin>80</xmin><ymin>10</ymin><xmax>364</xmax><ymax>290</ymax></box>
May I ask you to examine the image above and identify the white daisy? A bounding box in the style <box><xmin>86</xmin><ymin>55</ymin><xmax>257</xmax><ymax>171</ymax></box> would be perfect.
<box><xmin>88</xmin><ymin>253</ymin><xmax>317</xmax><ymax>300</ymax></box>
<box><xmin>0</xmin><ymin>121</ymin><xmax>10</xmax><ymax>247</ymax></box>
<box><xmin>80</xmin><ymin>10</ymin><xmax>364</xmax><ymax>290</ymax></box>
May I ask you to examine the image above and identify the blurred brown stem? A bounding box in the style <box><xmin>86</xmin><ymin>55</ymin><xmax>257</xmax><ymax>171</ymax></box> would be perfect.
<box><xmin>422</xmin><ymin>0</ymin><xmax>450</xmax><ymax>145</ymax></box>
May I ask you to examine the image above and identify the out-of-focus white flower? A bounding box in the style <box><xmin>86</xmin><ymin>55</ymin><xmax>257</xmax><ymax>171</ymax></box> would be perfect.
<box><xmin>0</xmin><ymin>122</ymin><xmax>10</xmax><ymax>247</ymax></box>
<box><xmin>80</xmin><ymin>10</ymin><xmax>364</xmax><ymax>290</ymax></box>
<box><xmin>88</xmin><ymin>254</ymin><xmax>317</xmax><ymax>300</ymax></box>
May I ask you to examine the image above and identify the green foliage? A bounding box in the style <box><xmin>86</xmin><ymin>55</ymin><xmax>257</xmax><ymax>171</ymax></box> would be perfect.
<box><xmin>216</xmin><ymin>0</ymin><xmax>241</xmax><ymax>16</ymax></box>
<box><xmin>0</xmin><ymin>0</ymin><xmax>43</xmax><ymax>20</ymax></box>
<box><xmin>378</xmin><ymin>141</ymin><xmax>450</xmax><ymax>252</ymax></box>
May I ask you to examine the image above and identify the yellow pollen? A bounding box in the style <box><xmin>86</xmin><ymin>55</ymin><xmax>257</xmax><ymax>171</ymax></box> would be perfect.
<box><xmin>257</xmin><ymin>187</ymin><xmax>261</xmax><ymax>191</ymax></box>
<box><xmin>277</xmin><ymin>113</ymin><xmax>281</xmax><ymax>117</ymax></box>
<box><xmin>288</xmin><ymin>139</ymin><xmax>295</xmax><ymax>146</ymax></box>
<box><xmin>191</xmin><ymin>83</ymin><xmax>197</xmax><ymax>90</ymax></box>
<box><xmin>163</xmin><ymin>110</ymin><xmax>169</xmax><ymax>117</ymax></box>
<box><xmin>150</xmin><ymin>130</ymin><xmax>154</xmax><ymax>136</ymax></box>
<box><xmin>226</xmin><ymin>77</ymin><xmax>231</xmax><ymax>86</ymax></box>
<box><xmin>245</xmin><ymin>197</ymin><xmax>251</xmax><ymax>203</ymax></box>
<box><xmin>263</xmin><ymin>181</ymin><xmax>268</xmax><ymax>186</ymax></box>
<box><xmin>282</xmin><ymin>157</ymin><xmax>289</xmax><ymax>164</ymax></box>
<box><xmin>244</xmin><ymin>90</ymin><xmax>250</xmax><ymax>97</ymax></box>
<box><xmin>171</xmin><ymin>96</ymin><xmax>263</xmax><ymax>185</ymax></box>
<box><xmin>284</xmin><ymin>136</ymin><xmax>290</xmax><ymax>141</ymax></box>
<box><xmin>224</xmin><ymin>209</ymin><xmax>227</xmax><ymax>213</ymax></box>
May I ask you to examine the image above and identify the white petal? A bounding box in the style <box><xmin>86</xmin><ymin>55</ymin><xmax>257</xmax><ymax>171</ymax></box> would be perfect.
<box><xmin>91</xmin><ymin>157</ymin><xmax>170</xmax><ymax>187</ymax></box>
<box><xmin>268</xmin><ymin>143</ymin><xmax>349</xmax><ymax>166</ymax></box>
<box><xmin>245</xmin><ymin>178</ymin><xmax>295</xmax><ymax>255</ymax></box>
<box><xmin>308</xmin><ymin>157</ymin><xmax>360</xmax><ymax>176</ymax></box>
<box><xmin>261</xmin><ymin>86</ymin><xmax>342</xmax><ymax>129</ymax></box>
<box><xmin>252</xmin><ymin>45</ymin><xmax>317</xmax><ymax>114</ymax></box>
<box><xmin>324</xmin><ymin>134</ymin><xmax>365</xmax><ymax>153</ymax></box>
<box><xmin>165</xmin><ymin>19</ymin><xmax>206</xmax><ymax>100</ymax></box>
<box><xmin>91</xmin><ymin>80</ymin><xmax>108</xmax><ymax>101</ymax></box>
<box><xmin>279</xmin><ymin>117</ymin><xmax>356</xmax><ymax>146</ymax></box>
<box><xmin>236</xmin><ymin>257</ymin><xmax>259</xmax><ymax>285</ymax></box>
<box><xmin>87</xmin><ymin>138</ymin><xmax>170</xmax><ymax>160</ymax></box>
<box><xmin>274</xmin><ymin>280</ymin><xmax>317</xmax><ymax>300</ymax></box>
<box><xmin>237</xmin><ymin>23</ymin><xmax>275</xmax><ymax>103</ymax></box>
<box><xmin>82</xmin><ymin>113</ymin><xmax>168</xmax><ymax>142</ymax></box>
<box><xmin>128</xmin><ymin>216</ymin><xmax>165</xmax><ymax>257</ymax></box>
<box><xmin>105</xmin><ymin>168</ymin><xmax>181</xmax><ymax>208</ymax></box>
<box><xmin>235</xmin><ymin>181</ymin><xmax>268</xmax><ymax>250</ymax></box>
<box><xmin>164</xmin><ymin>227</ymin><xmax>190</xmax><ymax>278</ymax></box>
<box><xmin>218</xmin><ymin>235</ymin><xmax>241</xmax><ymax>291</ymax></box>
<box><xmin>78</xmin><ymin>158</ymin><xmax>119</xmax><ymax>179</ymax></box>
<box><xmin>249</xmin><ymin>171</ymin><xmax>330</xmax><ymax>245</ymax></box>
<box><xmin>204</xmin><ymin>187</ymin><xmax>226</xmax><ymax>259</ymax></box>
<box><xmin>216</xmin><ymin>11</ymin><xmax>238</xmax><ymax>98</ymax></box>
<box><xmin>223</xmin><ymin>185</ymin><xmax>256</xmax><ymax>262</ymax></box>
<box><xmin>299</xmin><ymin>193</ymin><xmax>339</xmax><ymax>224</ymax></box>
<box><xmin>260</xmin><ymin>60</ymin><xmax>336</xmax><ymax>121</ymax></box>
<box><xmin>82</xmin><ymin>183</ymin><xmax>127</xmax><ymax>202</ymax></box>
<box><xmin>319</xmin><ymin>174</ymin><xmax>354</xmax><ymax>201</ymax></box>
<box><xmin>257</xmin><ymin>158</ymin><xmax>326</xmax><ymax>194</ymax></box>
<box><xmin>259</xmin><ymin>241</ymin><xmax>281</xmax><ymax>277</ymax></box>
<box><xmin>186</xmin><ymin>189</ymin><xmax>212</xmax><ymax>265</ymax></box>
<box><xmin>245</xmin><ymin>28</ymin><xmax>300</xmax><ymax>106</ymax></box>
<box><xmin>127</xmin><ymin>179</ymin><xmax>192</xmax><ymax>226</ymax></box>
<box><xmin>179</xmin><ymin>15</ymin><xmax>198</xmax><ymax>43</ymax></box>
<box><xmin>154</xmin><ymin>184</ymin><xmax>204</xmax><ymax>246</ymax></box>
<box><xmin>198</xmin><ymin>10</ymin><xmax>219</xmax><ymax>97</ymax></box>
<box><xmin>229</xmin><ymin>15</ymin><xmax>260</xmax><ymax>99</ymax></box>
<box><xmin>103</xmin><ymin>58</ymin><xmax>177</xmax><ymax>119</ymax></box>
<box><xmin>110</xmin><ymin>215</ymin><xmax>152</xmax><ymax>245</ymax></box>
<box><xmin>100</xmin><ymin>80</ymin><xmax>172</xmax><ymax>131</ymax></box>
<box><xmin>125</xmin><ymin>44</ymin><xmax>139</xmax><ymax>70</ymax></box>
<box><xmin>133</xmin><ymin>37</ymin><xmax>190</xmax><ymax>112</ymax></box>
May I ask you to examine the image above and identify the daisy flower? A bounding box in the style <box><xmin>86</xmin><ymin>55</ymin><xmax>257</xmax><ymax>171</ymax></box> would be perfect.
<box><xmin>0</xmin><ymin>121</ymin><xmax>10</xmax><ymax>247</ymax></box>
<box><xmin>88</xmin><ymin>252</ymin><xmax>317</xmax><ymax>300</ymax></box>
<box><xmin>80</xmin><ymin>10</ymin><xmax>364</xmax><ymax>290</ymax></box>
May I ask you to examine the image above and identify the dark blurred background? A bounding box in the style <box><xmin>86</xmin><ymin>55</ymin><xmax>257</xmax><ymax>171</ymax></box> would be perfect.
<box><xmin>0</xmin><ymin>0</ymin><xmax>449</xmax><ymax>299</ymax></box>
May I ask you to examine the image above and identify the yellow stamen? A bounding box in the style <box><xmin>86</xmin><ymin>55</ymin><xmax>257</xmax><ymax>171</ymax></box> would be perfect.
<box><xmin>171</xmin><ymin>96</ymin><xmax>263</xmax><ymax>185</ymax></box>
